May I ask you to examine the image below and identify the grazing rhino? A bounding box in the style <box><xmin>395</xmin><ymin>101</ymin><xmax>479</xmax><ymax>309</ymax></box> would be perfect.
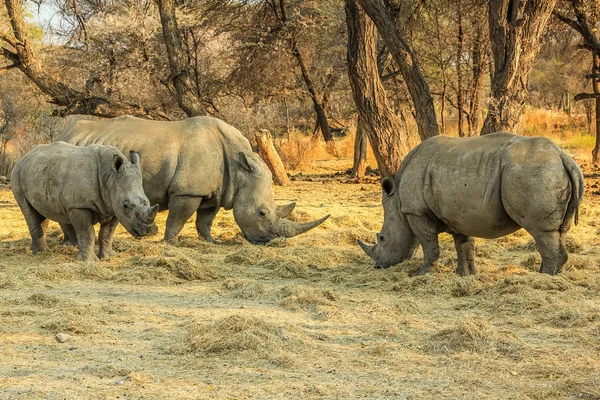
<box><xmin>55</xmin><ymin>115</ymin><xmax>329</xmax><ymax>244</ymax></box>
<box><xmin>359</xmin><ymin>132</ymin><xmax>584</xmax><ymax>276</ymax></box>
<box><xmin>11</xmin><ymin>142</ymin><xmax>159</xmax><ymax>261</ymax></box>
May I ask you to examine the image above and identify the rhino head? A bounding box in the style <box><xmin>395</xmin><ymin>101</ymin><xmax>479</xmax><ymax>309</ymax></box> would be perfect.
<box><xmin>233</xmin><ymin>152</ymin><xmax>329</xmax><ymax>244</ymax></box>
<box><xmin>358</xmin><ymin>176</ymin><xmax>419</xmax><ymax>268</ymax></box>
<box><xmin>108</xmin><ymin>151</ymin><xmax>159</xmax><ymax>238</ymax></box>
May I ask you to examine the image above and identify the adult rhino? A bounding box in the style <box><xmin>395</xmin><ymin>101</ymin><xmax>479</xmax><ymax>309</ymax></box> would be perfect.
<box><xmin>56</xmin><ymin>115</ymin><xmax>328</xmax><ymax>244</ymax></box>
<box><xmin>359</xmin><ymin>132</ymin><xmax>584</xmax><ymax>276</ymax></box>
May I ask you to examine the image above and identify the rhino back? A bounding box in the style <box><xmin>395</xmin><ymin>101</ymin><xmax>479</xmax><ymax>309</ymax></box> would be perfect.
<box><xmin>400</xmin><ymin>132</ymin><xmax>525</xmax><ymax>238</ymax></box>
<box><xmin>56</xmin><ymin>116</ymin><xmax>249</xmax><ymax>208</ymax></box>
<box><xmin>12</xmin><ymin>142</ymin><xmax>107</xmax><ymax>223</ymax></box>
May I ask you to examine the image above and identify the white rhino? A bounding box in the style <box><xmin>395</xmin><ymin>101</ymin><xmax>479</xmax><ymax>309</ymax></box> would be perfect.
<box><xmin>11</xmin><ymin>142</ymin><xmax>159</xmax><ymax>261</ymax></box>
<box><xmin>56</xmin><ymin>115</ymin><xmax>328</xmax><ymax>244</ymax></box>
<box><xmin>359</xmin><ymin>132</ymin><xmax>584</xmax><ymax>275</ymax></box>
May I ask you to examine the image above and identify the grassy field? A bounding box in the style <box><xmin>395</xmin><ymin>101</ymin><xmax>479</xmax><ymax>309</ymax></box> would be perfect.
<box><xmin>1</xmin><ymin>130</ymin><xmax>600</xmax><ymax>399</ymax></box>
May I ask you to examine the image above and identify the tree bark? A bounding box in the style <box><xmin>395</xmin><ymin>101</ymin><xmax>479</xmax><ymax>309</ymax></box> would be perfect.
<box><xmin>157</xmin><ymin>0</ymin><xmax>206</xmax><ymax>117</ymax></box>
<box><xmin>255</xmin><ymin>129</ymin><xmax>290</xmax><ymax>185</ymax></box>
<box><xmin>456</xmin><ymin>0</ymin><xmax>465</xmax><ymax>137</ymax></box>
<box><xmin>346</xmin><ymin>0</ymin><xmax>408</xmax><ymax>178</ymax></box>
<box><xmin>0</xmin><ymin>0</ymin><xmax>168</xmax><ymax>119</ymax></box>
<box><xmin>357</xmin><ymin>0</ymin><xmax>439</xmax><ymax>141</ymax></box>
<box><xmin>468</xmin><ymin>17</ymin><xmax>485</xmax><ymax>136</ymax></box>
<box><xmin>481</xmin><ymin>0</ymin><xmax>558</xmax><ymax>135</ymax></box>
<box><xmin>351</xmin><ymin>115</ymin><xmax>368</xmax><ymax>179</ymax></box>
<box><xmin>593</xmin><ymin>54</ymin><xmax>600</xmax><ymax>163</ymax></box>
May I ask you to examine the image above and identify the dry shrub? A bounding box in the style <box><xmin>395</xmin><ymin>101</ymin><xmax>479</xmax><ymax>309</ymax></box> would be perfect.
<box><xmin>82</xmin><ymin>365</ymin><xmax>130</xmax><ymax>379</ymax></box>
<box><xmin>279</xmin><ymin>284</ymin><xmax>336</xmax><ymax>311</ymax></box>
<box><xmin>259</xmin><ymin>256</ymin><xmax>309</xmax><ymax>278</ymax></box>
<box><xmin>448</xmin><ymin>276</ymin><xmax>484</xmax><ymax>297</ymax></box>
<box><xmin>27</xmin><ymin>293</ymin><xmax>63</xmax><ymax>308</ymax></box>
<box><xmin>564</xmin><ymin>255</ymin><xmax>596</xmax><ymax>271</ymax></box>
<box><xmin>221</xmin><ymin>278</ymin><xmax>267</xmax><ymax>299</ymax></box>
<box><xmin>184</xmin><ymin>314</ymin><xmax>300</xmax><ymax>354</ymax></box>
<box><xmin>224</xmin><ymin>247</ymin><xmax>263</xmax><ymax>265</ymax></box>
<box><xmin>493</xmin><ymin>274</ymin><xmax>572</xmax><ymax>293</ymax></box>
<box><xmin>277</xmin><ymin>134</ymin><xmax>314</xmax><ymax>171</ymax></box>
<box><xmin>521</xmin><ymin>254</ymin><xmax>541</xmax><ymax>271</ymax></box>
<box><xmin>426</xmin><ymin>316</ymin><xmax>523</xmax><ymax>356</ymax></box>
<box><xmin>538</xmin><ymin>307</ymin><xmax>600</xmax><ymax>328</ymax></box>
<box><xmin>125</xmin><ymin>248</ymin><xmax>213</xmax><ymax>282</ymax></box>
<box><xmin>35</xmin><ymin>263</ymin><xmax>79</xmax><ymax>281</ymax></box>
<box><xmin>565</xmin><ymin>236</ymin><xmax>583</xmax><ymax>253</ymax></box>
<box><xmin>42</xmin><ymin>305</ymin><xmax>104</xmax><ymax>335</ymax></box>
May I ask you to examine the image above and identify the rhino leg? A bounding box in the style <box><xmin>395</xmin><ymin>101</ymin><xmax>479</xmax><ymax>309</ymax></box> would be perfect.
<box><xmin>164</xmin><ymin>195</ymin><xmax>202</xmax><ymax>245</ymax></box>
<box><xmin>406</xmin><ymin>215</ymin><xmax>440</xmax><ymax>275</ymax></box>
<box><xmin>196</xmin><ymin>207</ymin><xmax>218</xmax><ymax>243</ymax></box>
<box><xmin>18</xmin><ymin>199</ymin><xmax>50</xmax><ymax>253</ymax></box>
<box><xmin>98</xmin><ymin>217</ymin><xmax>119</xmax><ymax>259</ymax></box>
<box><xmin>453</xmin><ymin>234</ymin><xmax>477</xmax><ymax>276</ymax></box>
<box><xmin>59</xmin><ymin>223</ymin><xmax>78</xmax><ymax>246</ymax></box>
<box><xmin>529</xmin><ymin>230</ymin><xmax>568</xmax><ymax>275</ymax></box>
<box><xmin>69</xmin><ymin>209</ymin><xmax>99</xmax><ymax>262</ymax></box>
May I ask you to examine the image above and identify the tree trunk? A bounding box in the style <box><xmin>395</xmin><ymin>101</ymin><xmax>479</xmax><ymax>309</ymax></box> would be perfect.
<box><xmin>346</xmin><ymin>0</ymin><xmax>408</xmax><ymax>178</ymax></box>
<box><xmin>351</xmin><ymin>115</ymin><xmax>368</xmax><ymax>179</ymax></box>
<box><xmin>1</xmin><ymin>0</ymin><xmax>168</xmax><ymax>119</ymax></box>
<box><xmin>481</xmin><ymin>0</ymin><xmax>558</xmax><ymax>135</ymax></box>
<box><xmin>456</xmin><ymin>0</ymin><xmax>465</xmax><ymax>137</ymax></box>
<box><xmin>157</xmin><ymin>0</ymin><xmax>206</xmax><ymax>117</ymax></box>
<box><xmin>468</xmin><ymin>16</ymin><xmax>485</xmax><ymax>136</ymax></box>
<box><xmin>357</xmin><ymin>0</ymin><xmax>439</xmax><ymax>141</ymax></box>
<box><xmin>593</xmin><ymin>54</ymin><xmax>600</xmax><ymax>164</ymax></box>
<box><xmin>255</xmin><ymin>129</ymin><xmax>290</xmax><ymax>185</ymax></box>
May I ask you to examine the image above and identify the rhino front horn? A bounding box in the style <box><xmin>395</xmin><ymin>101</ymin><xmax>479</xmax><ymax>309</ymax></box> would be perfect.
<box><xmin>276</xmin><ymin>214</ymin><xmax>330</xmax><ymax>238</ymax></box>
<box><xmin>358</xmin><ymin>240</ymin><xmax>374</xmax><ymax>257</ymax></box>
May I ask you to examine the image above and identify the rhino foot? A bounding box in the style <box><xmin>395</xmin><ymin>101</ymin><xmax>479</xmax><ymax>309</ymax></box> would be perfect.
<box><xmin>31</xmin><ymin>241</ymin><xmax>50</xmax><ymax>253</ymax></box>
<box><xmin>165</xmin><ymin>236</ymin><xmax>179</xmax><ymax>246</ymax></box>
<box><xmin>98</xmin><ymin>249</ymin><xmax>117</xmax><ymax>259</ymax></box>
<box><xmin>75</xmin><ymin>252</ymin><xmax>99</xmax><ymax>263</ymax></box>
<box><xmin>416</xmin><ymin>266</ymin><xmax>433</xmax><ymax>276</ymax></box>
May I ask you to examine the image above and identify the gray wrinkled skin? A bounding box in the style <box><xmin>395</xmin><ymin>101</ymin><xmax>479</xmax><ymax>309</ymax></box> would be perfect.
<box><xmin>359</xmin><ymin>132</ymin><xmax>584</xmax><ymax>276</ymax></box>
<box><xmin>11</xmin><ymin>142</ymin><xmax>159</xmax><ymax>262</ymax></box>
<box><xmin>56</xmin><ymin>116</ymin><xmax>329</xmax><ymax>244</ymax></box>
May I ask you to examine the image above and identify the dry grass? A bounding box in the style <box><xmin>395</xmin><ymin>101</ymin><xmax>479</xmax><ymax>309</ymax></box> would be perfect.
<box><xmin>1</xmin><ymin>125</ymin><xmax>600</xmax><ymax>398</ymax></box>
<box><xmin>184</xmin><ymin>314</ymin><xmax>303</xmax><ymax>354</ymax></box>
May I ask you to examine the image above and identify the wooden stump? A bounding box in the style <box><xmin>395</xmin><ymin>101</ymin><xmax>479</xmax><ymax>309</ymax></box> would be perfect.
<box><xmin>255</xmin><ymin>129</ymin><xmax>290</xmax><ymax>186</ymax></box>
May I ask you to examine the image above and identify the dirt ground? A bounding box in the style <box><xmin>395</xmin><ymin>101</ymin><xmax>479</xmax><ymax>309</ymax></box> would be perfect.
<box><xmin>1</xmin><ymin>158</ymin><xmax>600</xmax><ymax>400</ymax></box>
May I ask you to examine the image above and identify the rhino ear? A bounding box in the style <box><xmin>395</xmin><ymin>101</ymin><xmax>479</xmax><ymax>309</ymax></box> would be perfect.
<box><xmin>129</xmin><ymin>151</ymin><xmax>141</xmax><ymax>168</ymax></box>
<box><xmin>239</xmin><ymin>152</ymin><xmax>261</xmax><ymax>175</ymax></box>
<box><xmin>382</xmin><ymin>176</ymin><xmax>396</xmax><ymax>196</ymax></box>
<box><xmin>112</xmin><ymin>154</ymin><xmax>124</xmax><ymax>172</ymax></box>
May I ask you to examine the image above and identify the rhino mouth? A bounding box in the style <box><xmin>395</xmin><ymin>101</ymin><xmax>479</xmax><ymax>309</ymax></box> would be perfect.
<box><xmin>132</xmin><ymin>224</ymin><xmax>158</xmax><ymax>239</ymax></box>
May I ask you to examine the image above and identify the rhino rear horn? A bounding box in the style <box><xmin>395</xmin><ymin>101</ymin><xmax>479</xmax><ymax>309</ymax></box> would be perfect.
<box><xmin>276</xmin><ymin>214</ymin><xmax>329</xmax><ymax>238</ymax></box>
<box><xmin>276</xmin><ymin>202</ymin><xmax>296</xmax><ymax>218</ymax></box>
<box><xmin>358</xmin><ymin>240</ymin><xmax>375</xmax><ymax>257</ymax></box>
<box><xmin>148</xmin><ymin>204</ymin><xmax>159</xmax><ymax>220</ymax></box>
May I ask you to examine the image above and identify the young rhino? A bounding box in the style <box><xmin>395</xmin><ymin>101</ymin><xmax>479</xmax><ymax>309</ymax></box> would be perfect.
<box><xmin>11</xmin><ymin>142</ymin><xmax>159</xmax><ymax>261</ymax></box>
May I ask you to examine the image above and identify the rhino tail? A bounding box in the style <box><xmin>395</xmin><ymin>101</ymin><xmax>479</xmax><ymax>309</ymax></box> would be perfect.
<box><xmin>560</xmin><ymin>152</ymin><xmax>584</xmax><ymax>227</ymax></box>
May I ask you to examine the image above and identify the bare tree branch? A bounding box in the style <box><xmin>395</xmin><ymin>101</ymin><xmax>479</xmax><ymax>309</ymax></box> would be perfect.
<box><xmin>2</xmin><ymin>0</ymin><xmax>169</xmax><ymax>119</ymax></box>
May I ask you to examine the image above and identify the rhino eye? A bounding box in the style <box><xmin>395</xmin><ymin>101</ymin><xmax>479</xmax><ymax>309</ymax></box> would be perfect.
<box><xmin>258</xmin><ymin>208</ymin><xmax>267</xmax><ymax>217</ymax></box>
<box><xmin>379</xmin><ymin>234</ymin><xmax>384</xmax><ymax>242</ymax></box>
